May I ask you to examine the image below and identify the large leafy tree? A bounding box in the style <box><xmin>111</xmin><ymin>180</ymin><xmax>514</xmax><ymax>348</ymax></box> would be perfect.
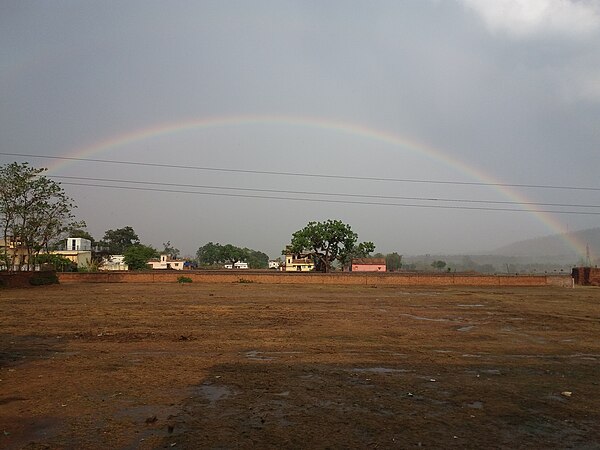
<box><xmin>385</xmin><ymin>252</ymin><xmax>402</xmax><ymax>272</ymax></box>
<box><xmin>245</xmin><ymin>248</ymin><xmax>269</xmax><ymax>269</ymax></box>
<box><xmin>196</xmin><ymin>242</ymin><xmax>223</xmax><ymax>266</ymax></box>
<box><xmin>196</xmin><ymin>242</ymin><xmax>268</xmax><ymax>268</ymax></box>
<box><xmin>100</xmin><ymin>226</ymin><xmax>139</xmax><ymax>254</ymax></box>
<box><xmin>286</xmin><ymin>220</ymin><xmax>374</xmax><ymax>273</ymax></box>
<box><xmin>123</xmin><ymin>244</ymin><xmax>159</xmax><ymax>270</ymax></box>
<box><xmin>0</xmin><ymin>162</ymin><xmax>78</xmax><ymax>271</ymax></box>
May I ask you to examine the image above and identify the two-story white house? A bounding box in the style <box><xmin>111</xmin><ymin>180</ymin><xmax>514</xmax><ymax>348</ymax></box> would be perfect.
<box><xmin>52</xmin><ymin>237</ymin><xmax>92</xmax><ymax>269</ymax></box>
<box><xmin>147</xmin><ymin>254</ymin><xmax>186</xmax><ymax>270</ymax></box>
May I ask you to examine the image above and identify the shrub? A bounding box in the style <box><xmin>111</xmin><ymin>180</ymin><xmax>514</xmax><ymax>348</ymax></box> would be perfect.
<box><xmin>238</xmin><ymin>278</ymin><xmax>254</xmax><ymax>284</ymax></box>
<box><xmin>177</xmin><ymin>276</ymin><xmax>192</xmax><ymax>284</ymax></box>
<box><xmin>29</xmin><ymin>273</ymin><xmax>59</xmax><ymax>286</ymax></box>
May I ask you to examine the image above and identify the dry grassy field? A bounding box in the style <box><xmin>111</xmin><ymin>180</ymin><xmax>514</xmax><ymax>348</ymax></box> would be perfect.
<box><xmin>1</xmin><ymin>282</ymin><xmax>599</xmax><ymax>449</ymax></box>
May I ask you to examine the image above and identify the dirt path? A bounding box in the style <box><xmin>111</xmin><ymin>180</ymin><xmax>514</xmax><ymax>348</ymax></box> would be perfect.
<box><xmin>1</xmin><ymin>283</ymin><xmax>599</xmax><ymax>448</ymax></box>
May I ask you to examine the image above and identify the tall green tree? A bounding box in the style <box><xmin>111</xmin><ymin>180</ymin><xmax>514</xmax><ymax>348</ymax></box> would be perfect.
<box><xmin>385</xmin><ymin>252</ymin><xmax>402</xmax><ymax>272</ymax></box>
<box><xmin>196</xmin><ymin>242</ymin><xmax>223</xmax><ymax>266</ymax></box>
<box><xmin>286</xmin><ymin>220</ymin><xmax>374</xmax><ymax>273</ymax></box>
<box><xmin>245</xmin><ymin>248</ymin><xmax>269</xmax><ymax>269</ymax></box>
<box><xmin>221</xmin><ymin>244</ymin><xmax>247</xmax><ymax>265</ymax></box>
<box><xmin>431</xmin><ymin>260</ymin><xmax>447</xmax><ymax>271</ymax></box>
<box><xmin>100</xmin><ymin>226</ymin><xmax>139</xmax><ymax>254</ymax></box>
<box><xmin>337</xmin><ymin>242</ymin><xmax>376</xmax><ymax>270</ymax></box>
<box><xmin>123</xmin><ymin>244</ymin><xmax>159</xmax><ymax>270</ymax></box>
<box><xmin>0</xmin><ymin>162</ymin><xmax>78</xmax><ymax>271</ymax></box>
<box><xmin>162</xmin><ymin>240</ymin><xmax>180</xmax><ymax>259</ymax></box>
<box><xmin>196</xmin><ymin>242</ymin><xmax>268</xmax><ymax>268</ymax></box>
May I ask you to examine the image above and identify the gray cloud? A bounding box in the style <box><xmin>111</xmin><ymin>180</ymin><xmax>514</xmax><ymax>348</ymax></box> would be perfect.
<box><xmin>1</xmin><ymin>1</ymin><xmax>598</xmax><ymax>258</ymax></box>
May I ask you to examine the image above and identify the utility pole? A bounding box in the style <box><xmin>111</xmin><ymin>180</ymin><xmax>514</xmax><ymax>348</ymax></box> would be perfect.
<box><xmin>586</xmin><ymin>244</ymin><xmax>591</xmax><ymax>267</ymax></box>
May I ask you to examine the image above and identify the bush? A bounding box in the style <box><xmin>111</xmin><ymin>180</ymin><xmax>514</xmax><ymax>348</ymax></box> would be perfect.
<box><xmin>29</xmin><ymin>273</ymin><xmax>59</xmax><ymax>286</ymax></box>
<box><xmin>177</xmin><ymin>276</ymin><xmax>192</xmax><ymax>284</ymax></box>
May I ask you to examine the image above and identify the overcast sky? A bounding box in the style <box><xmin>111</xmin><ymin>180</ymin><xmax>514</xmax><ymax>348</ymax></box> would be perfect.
<box><xmin>2</xmin><ymin>0</ymin><xmax>599</xmax><ymax>258</ymax></box>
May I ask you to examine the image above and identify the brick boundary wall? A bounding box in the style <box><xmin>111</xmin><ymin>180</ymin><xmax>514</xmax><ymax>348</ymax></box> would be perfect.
<box><xmin>572</xmin><ymin>267</ymin><xmax>600</xmax><ymax>286</ymax></box>
<box><xmin>0</xmin><ymin>271</ymin><xmax>57</xmax><ymax>288</ymax></box>
<box><xmin>57</xmin><ymin>271</ymin><xmax>573</xmax><ymax>287</ymax></box>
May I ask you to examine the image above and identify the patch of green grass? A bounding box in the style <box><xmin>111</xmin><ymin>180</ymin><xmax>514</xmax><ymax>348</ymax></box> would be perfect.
<box><xmin>177</xmin><ymin>276</ymin><xmax>193</xmax><ymax>284</ymax></box>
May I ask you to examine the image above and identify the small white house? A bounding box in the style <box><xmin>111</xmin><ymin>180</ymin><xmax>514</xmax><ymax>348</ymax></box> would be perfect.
<box><xmin>148</xmin><ymin>254</ymin><xmax>185</xmax><ymax>270</ymax></box>
<box><xmin>100</xmin><ymin>255</ymin><xmax>128</xmax><ymax>271</ymax></box>
<box><xmin>268</xmin><ymin>260</ymin><xmax>280</xmax><ymax>269</ymax></box>
<box><xmin>224</xmin><ymin>261</ymin><xmax>249</xmax><ymax>269</ymax></box>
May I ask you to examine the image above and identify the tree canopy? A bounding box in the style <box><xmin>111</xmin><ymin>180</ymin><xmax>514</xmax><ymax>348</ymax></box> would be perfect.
<box><xmin>161</xmin><ymin>241</ymin><xmax>180</xmax><ymax>259</ymax></box>
<box><xmin>1</xmin><ymin>162</ymin><xmax>77</xmax><ymax>271</ymax></box>
<box><xmin>385</xmin><ymin>252</ymin><xmax>402</xmax><ymax>272</ymax></box>
<box><xmin>431</xmin><ymin>260</ymin><xmax>447</xmax><ymax>271</ymax></box>
<box><xmin>100</xmin><ymin>226</ymin><xmax>139</xmax><ymax>254</ymax></box>
<box><xmin>196</xmin><ymin>242</ymin><xmax>269</xmax><ymax>269</ymax></box>
<box><xmin>286</xmin><ymin>220</ymin><xmax>374</xmax><ymax>273</ymax></box>
<box><xmin>123</xmin><ymin>244</ymin><xmax>159</xmax><ymax>270</ymax></box>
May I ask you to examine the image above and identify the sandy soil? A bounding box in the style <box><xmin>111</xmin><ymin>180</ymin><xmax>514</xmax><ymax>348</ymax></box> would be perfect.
<box><xmin>1</xmin><ymin>282</ymin><xmax>599</xmax><ymax>449</ymax></box>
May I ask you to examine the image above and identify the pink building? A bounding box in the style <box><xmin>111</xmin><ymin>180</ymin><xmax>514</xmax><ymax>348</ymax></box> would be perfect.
<box><xmin>351</xmin><ymin>258</ymin><xmax>386</xmax><ymax>272</ymax></box>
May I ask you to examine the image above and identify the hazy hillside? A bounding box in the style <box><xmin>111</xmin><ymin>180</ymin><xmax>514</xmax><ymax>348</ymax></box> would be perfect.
<box><xmin>402</xmin><ymin>228</ymin><xmax>600</xmax><ymax>274</ymax></box>
<box><xmin>491</xmin><ymin>227</ymin><xmax>600</xmax><ymax>261</ymax></box>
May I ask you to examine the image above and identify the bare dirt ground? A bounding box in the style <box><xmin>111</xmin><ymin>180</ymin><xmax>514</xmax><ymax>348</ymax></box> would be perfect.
<box><xmin>1</xmin><ymin>282</ymin><xmax>599</xmax><ymax>449</ymax></box>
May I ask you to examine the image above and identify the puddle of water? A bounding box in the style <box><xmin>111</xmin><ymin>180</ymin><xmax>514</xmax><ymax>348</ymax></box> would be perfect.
<box><xmin>457</xmin><ymin>304</ymin><xmax>486</xmax><ymax>308</ymax></box>
<box><xmin>244</xmin><ymin>350</ymin><xmax>274</xmax><ymax>361</ymax></box>
<box><xmin>399</xmin><ymin>314</ymin><xmax>450</xmax><ymax>322</ymax></box>
<box><xmin>198</xmin><ymin>384</ymin><xmax>232</xmax><ymax>406</ymax></box>
<box><xmin>467</xmin><ymin>401</ymin><xmax>484</xmax><ymax>409</ymax></box>
<box><xmin>457</xmin><ymin>325</ymin><xmax>475</xmax><ymax>332</ymax></box>
<box><xmin>481</xmin><ymin>369</ymin><xmax>501</xmax><ymax>375</ymax></box>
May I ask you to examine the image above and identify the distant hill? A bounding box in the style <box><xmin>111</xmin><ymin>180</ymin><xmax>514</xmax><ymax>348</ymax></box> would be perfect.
<box><xmin>402</xmin><ymin>227</ymin><xmax>600</xmax><ymax>274</ymax></box>
<box><xmin>490</xmin><ymin>227</ymin><xmax>600</xmax><ymax>262</ymax></box>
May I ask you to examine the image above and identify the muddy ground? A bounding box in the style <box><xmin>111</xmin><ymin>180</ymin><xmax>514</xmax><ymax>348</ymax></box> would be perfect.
<box><xmin>0</xmin><ymin>283</ymin><xmax>599</xmax><ymax>449</ymax></box>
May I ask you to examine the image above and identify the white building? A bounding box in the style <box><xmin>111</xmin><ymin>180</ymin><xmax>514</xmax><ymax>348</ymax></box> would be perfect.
<box><xmin>148</xmin><ymin>254</ymin><xmax>185</xmax><ymax>270</ymax></box>
<box><xmin>224</xmin><ymin>261</ymin><xmax>249</xmax><ymax>269</ymax></box>
<box><xmin>66</xmin><ymin>237</ymin><xmax>92</xmax><ymax>251</ymax></box>
<box><xmin>51</xmin><ymin>237</ymin><xmax>92</xmax><ymax>269</ymax></box>
<box><xmin>100</xmin><ymin>255</ymin><xmax>128</xmax><ymax>271</ymax></box>
<box><xmin>268</xmin><ymin>260</ymin><xmax>280</xmax><ymax>269</ymax></box>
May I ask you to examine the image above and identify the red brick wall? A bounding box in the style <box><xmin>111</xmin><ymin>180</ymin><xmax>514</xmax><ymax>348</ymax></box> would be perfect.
<box><xmin>572</xmin><ymin>267</ymin><xmax>600</xmax><ymax>286</ymax></box>
<box><xmin>0</xmin><ymin>271</ymin><xmax>57</xmax><ymax>288</ymax></box>
<box><xmin>57</xmin><ymin>271</ymin><xmax>573</xmax><ymax>287</ymax></box>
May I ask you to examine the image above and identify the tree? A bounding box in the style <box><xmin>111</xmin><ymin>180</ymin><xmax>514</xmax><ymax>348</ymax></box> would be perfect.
<box><xmin>162</xmin><ymin>241</ymin><xmax>180</xmax><ymax>259</ymax></box>
<box><xmin>337</xmin><ymin>241</ymin><xmax>376</xmax><ymax>270</ymax></box>
<box><xmin>385</xmin><ymin>252</ymin><xmax>402</xmax><ymax>272</ymax></box>
<box><xmin>431</xmin><ymin>260</ymin><xmax>447</xmax><ymax>271</ymax></box>
<box><xmin>221</xmin><ymin>244</ymin><xmax>246</xmax><ymax>266</ymax></box>
<box><xmin>286</xmin><ymin>220</ymin><xmax>374</xmax><ymax>273</ymax></box>
<box><xmin>32</xmin><ymin>253</ymin><xmax>77</xmax><ymax>272</ymax></box>
<box><xmin>0</xmin><ymin>162</ymin><xmax>78</xmax><ymax>271</ymax></box>
<box><xmin>196</xmin><ymin>242</ymin><xmax>223</xmax><ymax>266</ymax></box>
<box><xmin>196</xmin><ymin>242</ymin><xmax>269</xmax><ymax>268</ymax></box>
<box><xmin>245</xmin><ymin>248</ymin><xmax>269</xmax><ymax>269</ymax></box>
<box><xmin>100</xmin><ymin>226</ymin><xmax>139</xmax><ymax>254</ymax></box>
<box><xmin>123</xmin><ymin>244</ymin><xmax>158</xmax><ymax>270</ymax></box>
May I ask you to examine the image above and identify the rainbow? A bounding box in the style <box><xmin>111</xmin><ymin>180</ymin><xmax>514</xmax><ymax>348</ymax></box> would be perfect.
<box><xmin>45</xmin><ymin>114</ymin><xmax>588</xmax><ymax>259</ymax></box>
